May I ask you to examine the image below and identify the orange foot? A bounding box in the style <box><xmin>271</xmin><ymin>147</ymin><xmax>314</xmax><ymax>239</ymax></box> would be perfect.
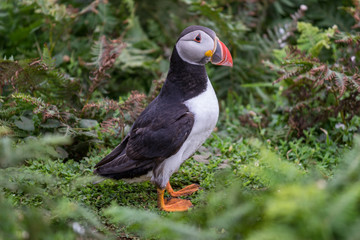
<box><xmin>166</xmin><ymin>182</ymin><xmax>200</xmax><ymax>197</ymax></box>
<box><xmin>157</xmin><ymin>189</ymin><xmax>193</xmax><ymax>212</ymax></box>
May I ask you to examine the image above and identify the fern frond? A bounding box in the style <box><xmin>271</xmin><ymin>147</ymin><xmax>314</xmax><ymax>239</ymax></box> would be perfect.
<box><xmin>0</xmin><ymin>107</ymin><xmax>18</xmax><ymax>118</ymax></box>
<box><xmin>350</xmin><ymin>74</ymin><xmax>360</xmax><ymax>92</ymax></box>
<box><xmin>100</xmin><ymin>117</ymin><xmax>124</xmax><ymax>135</ymax></box>
<box><xmin>10</xmin><ymin>93</ymin><xmax>60</xmax><ymax>120</ymax></box>
<box><xmin>334</xmin><ymin>32</ymin><xmax>360</xmax><ymax>45</ymax></box>
<box><xmin>264</xmin><ymin>4</ymin><xmax>308</xmax><ymax>49</ymax></box>
<box><xmin>82</xmin><ymin>99</ymin><xmax>120</xmax><ymax>114</ymax></box>
<box><xmin>324</xmin><ymin>68</ymin><xmax>337</xmax><ymax>82</ymax></box>
<box><xmin>334</xmin><ymin>72</ymin><xmax>348</xmax><ymax>97</ymax></box>
<box><xmin>88</xmin><ymin>36</ymin><xmax>126</xmax><ymax>96</ymax></box>
<box><xmin>297</xmin><ymin>22</ymin><xmax>336</xmax><ymax>57</ymax></box>
<box><xmin>341</xmin><ymin>0</ymin><xmax>360</xmax><ymax>29</ymax></box>
<box><xmin>0</xmin><ymin>59</ymin><xmax>80</xmax><ymax>107</ymax></box>
<box><xmin>274</xmin><ymin>70</ymin><xmax>301</xmax><ymax>84</ymax></box>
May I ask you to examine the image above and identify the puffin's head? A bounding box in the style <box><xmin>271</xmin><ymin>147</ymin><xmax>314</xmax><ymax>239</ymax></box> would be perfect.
<box><xmin>175</xmin><ymin>25</ymin><xmax>233</xmax><ymax>67</ymax></box>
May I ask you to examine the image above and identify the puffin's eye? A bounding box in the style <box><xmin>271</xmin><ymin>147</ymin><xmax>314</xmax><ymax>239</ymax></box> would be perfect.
<box><xmin>194</xmin><ymin>33</ymin><xmax>201</xmax><ymax>43</ymax></box>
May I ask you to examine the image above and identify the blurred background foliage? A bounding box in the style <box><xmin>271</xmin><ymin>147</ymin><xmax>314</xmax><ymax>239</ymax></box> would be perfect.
<box><xmin>2</xmin><ymin>0</ymin><xmax>360</xmax><ymax>239</ymax></box>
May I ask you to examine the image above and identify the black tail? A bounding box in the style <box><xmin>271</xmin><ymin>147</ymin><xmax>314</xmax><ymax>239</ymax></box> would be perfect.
<box><xmin>94</xmin><ymin>134</ymin><xmax>154</xmax><ymax>180</ymax></box>
<box><xmin>94</xmin><ymin>153</ymin><xmax>154</xmax><ymax>180</ymax></box>
<box><xmin>94</xmin><ymin>135</ymin><xmax>129</xmax><ymax>168</ymax></box>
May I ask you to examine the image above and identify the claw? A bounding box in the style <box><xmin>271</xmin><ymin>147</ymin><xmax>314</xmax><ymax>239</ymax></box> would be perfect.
<box><xmin>157</xmin><ymin>182</ymin><xmax>201</xmax><ymax>211</ymax></box>
<box><xmin>166</xmin><ymin>182</ymin><xmax>200</xmax><ymax>197</ymax></box>
<box><xmin>157</xmin><ymin>188</ymin><xmax>193</xmax><ymax>212</ymax></box>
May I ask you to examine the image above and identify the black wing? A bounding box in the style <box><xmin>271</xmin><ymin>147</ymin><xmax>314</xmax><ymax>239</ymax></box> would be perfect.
<box><xmin>126</xmin><ymin>102</ymin><xmax>194</xmax><ymax>161</ymax></box>
<box><xmin>94</xmin><ymin>101</ymin><xmax>194</xmax><ymax>175</ymax></box>
<box><xmin>94</xmin><ymin>134</ymin><xmax>129</xmax><ymax>168</ymax></box>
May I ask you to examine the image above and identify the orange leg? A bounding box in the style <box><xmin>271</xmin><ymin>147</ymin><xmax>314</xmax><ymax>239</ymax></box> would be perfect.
<box><xmin>166</xmin><ymin>182</ymin><xmax>200</xmax><ymax>197</ymax></box>
<box><xmin>157</xmin><ymin>188</ymin><xmax>193</xmax><ymax>212</ymax></box>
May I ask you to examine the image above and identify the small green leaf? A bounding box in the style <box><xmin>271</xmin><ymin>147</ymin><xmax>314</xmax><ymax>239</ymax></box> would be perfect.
<box><xmin>41</xmin><ymin>119</ymin><xmax>61</xmax><ymax>129</ymax></box>
<box><xmin>14</xmin><ymin>116</ymin><xmax>35</xmax><ymax>131</ymax></box>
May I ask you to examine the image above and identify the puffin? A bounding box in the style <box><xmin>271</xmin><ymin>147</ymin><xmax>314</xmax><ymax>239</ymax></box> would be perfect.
<box><xmin>94</xmin><ymin>25</ymin><xmax>233</xmax><ymax>212</ymax></box>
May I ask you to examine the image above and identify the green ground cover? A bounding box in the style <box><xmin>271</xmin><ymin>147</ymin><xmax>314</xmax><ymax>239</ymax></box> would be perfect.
<box><xmin>2</xmin><ymin>0</ymin><xmax>360</xmax><ymax>239</ymax></box>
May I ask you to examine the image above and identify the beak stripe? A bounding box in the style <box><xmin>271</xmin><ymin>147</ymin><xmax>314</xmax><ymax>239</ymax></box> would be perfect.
<box><xmin>211</xmin><ymin>38</ymin><xmax>233</xmax><ymax>67</ymax></box>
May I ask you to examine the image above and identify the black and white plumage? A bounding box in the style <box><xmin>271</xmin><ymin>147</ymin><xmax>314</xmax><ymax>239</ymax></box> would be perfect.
<box><xmin>94</xmin><ymin>25</ymin><xmax>232</xmax><ymax>210</ymax></box>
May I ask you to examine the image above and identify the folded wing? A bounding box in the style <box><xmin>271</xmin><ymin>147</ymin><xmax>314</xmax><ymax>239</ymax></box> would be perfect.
<box><xmin>94</xmin><ymin>102</ymin><xmax>194</xmax><ymax>179</ymax></box>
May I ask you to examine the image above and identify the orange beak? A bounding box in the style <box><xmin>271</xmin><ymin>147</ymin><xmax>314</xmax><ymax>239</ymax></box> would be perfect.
<box><xmin>210</xmin><ymin>38</ymin><xmax>233</xmax><ymax>67</ymax></box>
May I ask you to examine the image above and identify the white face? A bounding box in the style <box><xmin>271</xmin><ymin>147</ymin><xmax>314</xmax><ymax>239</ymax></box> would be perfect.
<box><xmin>176</xmin><ymin>30</ymin><xmax>215</xmax><ymax>65</ymax></box>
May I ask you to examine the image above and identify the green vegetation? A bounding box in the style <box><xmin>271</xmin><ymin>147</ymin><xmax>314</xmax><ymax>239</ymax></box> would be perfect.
<box><xmin>1</xmin><ymin>0</ymin><xmax>360</xmax><ymax>239</ymax></box>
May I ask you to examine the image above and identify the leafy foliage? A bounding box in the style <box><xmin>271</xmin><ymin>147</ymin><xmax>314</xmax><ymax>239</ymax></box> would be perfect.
<box><xmin>266</xmin><ymin>20</ymin><xmax>360</xmax><ymax>140</ymax></box>
<box><xmin>102</xmin><ymin>137</ymin><xmax>360</xmax><ymax>240</ymax></box>
<box><xmin>0</xmin><ymin>135</ymin><xmax>103</xmax><ymax>239</ymax></box>
<box><xmin>2</xmin><ymin>0</ymin><xmax>360</xmax><ymax>239</ymax></box>
<box><xmin>0</xmin><ymin>49</ymin><xmax>164</xmax><ymax>158</ymax></box>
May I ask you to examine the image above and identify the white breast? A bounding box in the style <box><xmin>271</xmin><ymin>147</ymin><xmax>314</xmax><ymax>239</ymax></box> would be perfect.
<box><xmin>151</xmin><ymin>78</ymin><xmax>219</xmax><ymax>188</ymax></box>
<box><xmin>182</xmin><ymin>78</ymin><xmax>219</xmax><ymax>159</ymax></box>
